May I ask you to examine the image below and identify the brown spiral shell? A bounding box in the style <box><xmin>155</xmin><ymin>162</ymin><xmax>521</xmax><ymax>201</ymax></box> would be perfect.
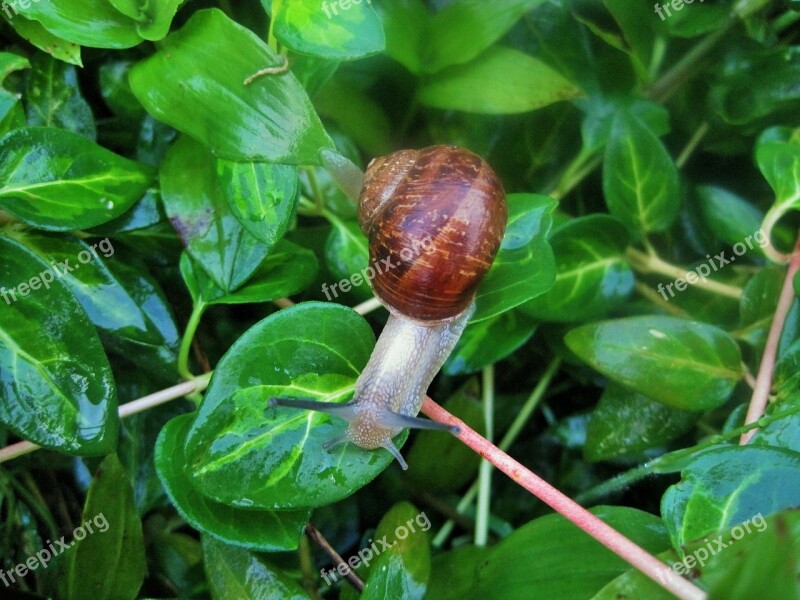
<box><xmin>357</xmin><ymin>145</ymin><xmax>507</xmax><ymax>322</ymax></box>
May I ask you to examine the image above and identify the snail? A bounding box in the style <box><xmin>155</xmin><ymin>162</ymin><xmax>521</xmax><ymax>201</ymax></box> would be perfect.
<box><xmin>270</xmin><ymin>145</ymin><xmax>507</xmax><ymax>469</ymax></box>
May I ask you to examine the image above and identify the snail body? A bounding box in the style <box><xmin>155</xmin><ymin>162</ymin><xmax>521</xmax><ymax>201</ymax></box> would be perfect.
<box><xmin>271</xmin><ymin>145</ymin><xmax>506</xmax><ymax>469</ymax></box>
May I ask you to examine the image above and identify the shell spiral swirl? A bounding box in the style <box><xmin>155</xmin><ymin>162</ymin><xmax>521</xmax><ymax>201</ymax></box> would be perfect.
<box><xmin>357</xmin><ymin>145</ymin><xmax>507</xmax><ymax>322</ymax></box>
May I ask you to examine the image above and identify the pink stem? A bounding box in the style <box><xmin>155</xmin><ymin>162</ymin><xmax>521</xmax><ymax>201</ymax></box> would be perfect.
<box><xmin>421</xmin><ymin>397</ymin><xmax>707</xmax><ymax>600</ymax></box>
<box><xmin>740</xmin><ymin>232</ymin><xmax>800</xmax><ymax>444</ymax></box>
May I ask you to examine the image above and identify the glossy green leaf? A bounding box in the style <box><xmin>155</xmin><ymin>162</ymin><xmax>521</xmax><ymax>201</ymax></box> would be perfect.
<box><xmin>185</xmin><ymin>303</ymin><xmax>403</xmax><ymax>509</ymax></box>
<box><xmin>472</xmin><ymin>194</ymin><xmax>556</xmax><ymax>323</ymax></box>
<box><xmin>180</xmin><ymin>240</ymin><xmax>318</xmax><ymax>306</ymax></box>
<box><xmin>756</xmin><ymin>127</ymin><xmax>800</xmax><ymax>240</ymax></box>
<box><xmin>10</xmin><ymin>231</ymin><xmax>179</xmax><ymax>377</ymax></box>
<box><xmin>60</xmin><ymin>454</ymin><xmax>145</xmax><ymax>600</ymax></box>
<box><xmin>161</xmin><ymin>136</ymin><xmax>267</xmax><ymax>293</ymax></box>
<box><xmin>25</xmin><ymin>53</ymin><xmax>95</xmax><ymax>139</ymax></box>
<box><xmin>217</xmin><ymin>159</ymin><xmax>297</xmax><ymax>250</ymax></box>
<box><xmin>584</xmin><ymin>384</ymin><xmax>699</xmax><ymax>462</ymax></box>
<box><xmin>273</xmin><ymin>0</ymin><xmax>385</xmax><ymax>61</ymax></box>
<box><xmin>361</xmin><ymin>502</ymin><xmax>431</xmax><ymax>600</ymax></box>
<box><xmin>580</xmin><ymin>95</ymin><xmax>669</xmax><ymax>155</ymax></box>
<box><xmin>119</xmin><ymin>0</ymin><xmax>183</xmax><ymax>41</ymax></box>
<box><xmin>129</xmin><ymin>9</ymin><xmax>335</xmax><ymax>164</ymax></box>
<box><xmin>522</xmin><ymin>215</ymin><xmax>634</xmax><ymax>322</ymax></box>
<box><xmin>602</xmin><ymin>112</ymin><xmax>680</xmax><ymax>238</ymax></box>
<box><xmin>697</xmin><ymin>185</ymin><xmax>766</xmax><ymax>253</ymax></box>
<box><xmin>425</xmin><ymin>546</ymin><xmax>490</xmax><ymax>600</ymax></box>
<box><xmin>738</xmin><ymin>266</ymin><xmax>785</xmax><ymax>352</ymax></box>
<box><xmin>472</xmin><ymin>506</ymin><xmax>670</xmax><ymax>599</ymax></box>
<box><xmin>406</xmin><ymin>380</ymin><xmax>484</xmax><ymax>491</ymax></box>
<box><xmin>703</xmin><ymin>510</ymin><xmax>800</xmax><ymax>600</ymax></box>
<box><xmin>0</xmin><ymin>127</ymin><xmax>153</xmax><ymax>231</ymax></box>
<box><xmin>203</xmin><ymin>536</ymin><xmax>311</xmax><ymax>600</ymax></box>
<box><xmin>565</xmin><ymin>316</ymin><xmax>742</xmax><ymax>411</ymax></box>
<box><xmin>5</xmin><ymin>16</ymin><xmax>83</xmax><ymax>66</ymax></box>
<box><xmin>775</xmin><ymin>340</ymin><xmax>800</xmax><ymax>405</ymax></box>
<box><xmin>661</xmin><ymin>445</ymin><xmax>800</xmax><ymax>549</ymax></box>
<box><xmin>0</xmin><ymin>53</ymin><xmax>30</xmax><ymax>124</ymax></box>
<box><xmin>419</xmin><ymin>46</ymin><xmax>580</xmax><ymax>115</ymax></box>
<box><xmin>0</xmin><ymin>236</ymin><xmax>117</xmax><ymax>455</ymax></box>
<box><xmin>444</xmin><ymin>310</ymin><xmax>536</xmax><ymax>375</ymax></box>
<box><xmin>21</xmin><ymin>0</ymin><xmax>142</xmax><ymax>49</ymax></box>
<box><xmin>324</xmin><ymin>218</ymin><xmax>372</xmax><ymax>302</ymax></box>
<box><xmin>99</xmin><ymin>60</ymin><xmax>146</xmax><ymax>121</ymax></box>
<box><xmin>590</xmin><ymin>550</ymin><xmax>679</xmax><ymax>600</ymax></box>
<box><xmin>603</xmin><ymin>0</ymin><xmax>657</xmax><ymax>71</ymax></box>
<box><xmin>156</xmin><ymin>414</ymin><xmax>310</xmax><ymax>551</ymax></box>
<box><xmin>374</xmin><ymin>0</ymin><xmax>429</xmax><ymax>74</ymax></box>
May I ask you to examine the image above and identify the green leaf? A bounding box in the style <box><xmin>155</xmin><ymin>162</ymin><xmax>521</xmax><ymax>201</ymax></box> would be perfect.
<box><xmin>324</xmin><ymin>218</ymin><xmax>372</xmax><ymax>302</ymax></box>
<box><xmin>419</xmin><ymin>46</ymin><xmax>580</xmax><ymax>115</ymax></box>
<box><xmin>522</xmin><ymin>215</ymin><xmax>634</xmax><ymax>322</ymax></box>
<box><xmin>472</xmin><ymin>194</ymin><xmax>556</xmax><ymax>322</ymax></box>
<box><xmin>184</xmin><ymin>303</ymin><xmax>401</xmax><ymax>509</ymax></box>
<box><xmin>661</xmin><ymin>445</ymin><xmax>800</xmax><ymax>549</ymax></box>
<box><xmin>5</xmin><ymin>16</ymin><xmax>83</xmax><ymax>66</ymax></box>
<box><xmin>217</xmin><ymin>159</ymin><xmax>297</xmax><ymax>250</ymax></box>
<box><xmin>580</xmin><ymin>96</ymin><xmax>669</xmax><ymax>155</ymax></box>
<box><xmin>374</xmin><ymin>0</ymin><xmax>429</xmax><ymax>74</ymax></box>
<box><xmin>0</xmin><ymin>236</ymin><xmax>117</xmax><ymax>455</ymax></box>
<box><xmin>738</xmin><ymin>266</ymin><xmax>785</xmax><ymax>352</ymax></box>
<box><xmin>565</xmin><ymin>316</ymin><xmax>742</xmax><ymax>411</ymax></box>
<box><xmin>21</xmin><ymin>0</ymin><xmax>142</xmax><ymax>49</ymax></box>
<box><xmin>0</xmin><ymin>127</ymin><xmax>154</xmax><ymax>231</ymax></box>
<box><xmin>9</xmin><ymin>231</ymin><xmax>179</xmax><ymax>377</ymax></box>
<box><xmin>203</xmin><ymin>536</ymin><xmax>311</xmax><ymax>600</ymax></box>
<box><xmin>602</xmin><ymin>112</ymin><xmax>680</xmax><ymax>238</ymax></box>
<box><xmin>273</xmin><ymin>0</ymin><xmax>385</xmax><ymax>61</ymax></box>
<box><xmin>756</xmin><ymin>127</ymin><xmax>800</xmax><ymax>240</ymax></box>
<box><xmin>99</xmin><ymin>60</ymin><xmax>146</xmax><ymax>121</ymax></box>
<box><xmin>25</xmin><ymin>53</ymin><xmax>95</xmax><ymax>139</ymax></box>
<box><xmin>180</xmin><ymin>241</ymin><xmax>318</xmax><ymax>306</ymax></box>
<box><xmin>423</xmin><ymin>0</ymin><xmax>544</xmax><ymax>74</ymax></box>
<box><xmin>60</xmin><ymin>454</ymin><xmax>145</xmax><ymax>600</ymax></box>
<box><xmin>472</xmin><ymin>506</ymin><xmax>670</xmax><ymax>599</ymax></box>
<box><xmin>160</xmin><ymin>136</ymin><xmax>267</xmax><ymax>293</ymax></box>
<box><xmin>156</xmin><ymin>414</ymin><xmax>310</xmax><ymax>551</ymax></box>
<box><xmin>697</xmin><ymin>185</ymin><xmax>766</xmax><ymax>254</ymax></box>
<box><xmin>443</xmin><ymin>310</ymin><xmax>536</xmax><ymax>375</ymax></box>
<box><xmin>361</xmin><ymin>502</ymin><xmax>431</xmax><ymax>600</ymax></box>
<box><xmin>590</xmin><ymin>551</ymin><xmax>679</xmax><ymax>600</ymax></box>
<box><xmin>584</xmin><ymin>384</ymin><xmax>699</xmax><ymax>462</ymax></box>
<box><xmin>129</xmin><ymin>9</ymin><xmax>334</xmax><ymax>164</ymax></box>
<box><xmin>704</xmin><ymin>510</ymin><xmax>800</xmax><ymax>600</ymax></box>
<box><xmin>0</xmin><ymin>53</ymin><xmax>30</xmax><ymax>124</ymax></box>
<box><xmin>406</xmin><ymin>380</ymin><xmax>484</xmax><ymax>491</ymax></box>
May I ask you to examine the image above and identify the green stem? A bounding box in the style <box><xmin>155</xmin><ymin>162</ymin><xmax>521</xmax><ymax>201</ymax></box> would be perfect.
<box><xmin>433</xmin><ymin>358</ymin><xmax>561</xmax><ymax>547</ymax></box>
<box><xmin>475</xmin><ymin>365</ymin><xmax>495</xmax><ymax>547</ymax></box>
<box><xmin>575</xmin><ymin>401</ymin><xmax>800</xmax><ymax>505</ymax></box>
<box><xmin>626</xmin><ymin>247</ymin><xmax>743</xmax><ymax>300</ymax></box>
<box><xmin>178</xmin><ymin>301</ymin><xmax>207</xmax><ymax>381</ymax></box>
<box><xmin>675</xmin><ymin>121</ymin><xmax>710</xmax><ymax>169</ymax></box>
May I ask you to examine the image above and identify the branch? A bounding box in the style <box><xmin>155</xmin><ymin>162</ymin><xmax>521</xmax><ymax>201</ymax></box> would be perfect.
<box><xmin>0</xmin><ymin>374</ymin><xmax>212</xmax><ymax>464</ymax></box>
<box><xmin>421</xmin><ymin>397</ymin><xmax>707</xmax><ymax>600</ymax></box>
<box><xmin>740</xmin><ymin>231</ymin><xmax>800</xmax><ymax>444</ymax></box>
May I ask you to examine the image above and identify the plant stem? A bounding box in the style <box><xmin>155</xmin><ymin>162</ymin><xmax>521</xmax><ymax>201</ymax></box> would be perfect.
<box><xmin>0</xmin><ymin>374</ymin><xmax>212</xmax><ymax>464</ymax></box>
<box><xmin>298</xmin><ymin>534</ymin><xmax>323</xmax><ymax>600</ymax></box>
<box><xmin>740</xmin><ymin>232</ymin><xmax>800</xmax><ymax>443</ymax></box>
<box><xmin>433</xmin><ymin>359</ymin><xmax>560</xmax><ymax>548</ymax></box>
<box><xmin>575</xmin><ymin>400</ymin><xmax>800</xmax><ymax>505</ymax></box>
<box><xmin>634</xmin><ymin>281</ymin><xmax>690</xmax><ymax>317</ymax></box>
<box><xmin>178</xmin><ymin>301</ymin><xmax>207</xmax><ymax>380</ymax></box>
<box><xmin>421</xmin><ymin>397</ymin><xmax>707</xmax><ymax>600</ymax></box>
<box><xmin>353</xmin><ymin>296</ymin><xmax>383</xmax><ymax>315</ymax></box>
<box><xmin>306</xmin><ymin>522</ymin><xmax>365</xmax><ymax>592</ymax></box>
<box><xmin>675</xmin><ymin>121</ymin><xmax>710</xmax><ymax>169</ymax></box>
<box><xmin>475</xmin><ymin>365</ymin><xmax>494</xmax><ymax>547</ymax></box>
<box><xmin>627</xmin><ymin>247</ymin><xmax>743</xmax><ymax>299</ymax></box>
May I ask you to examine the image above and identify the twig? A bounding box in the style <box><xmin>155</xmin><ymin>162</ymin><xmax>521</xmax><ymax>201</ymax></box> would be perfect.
<box><xmin>353</xmin><ymin>296</ymin><xmax>383</xmax><ymax>316</ymax></box>
<box><xmin>0</xmin><ymin>374</ymin><xmax>212</xmax><ymax>464</ymax></box>
<box><xmin>421</xmin><ymin>397</ymin><xmax>707</xmax><ymax>600</ymax></box>
<box><xmin>305</xmin><ymin>522</ymin><xmax>365</xmax><ymax>592</ymax></box>
<box><xmin>740</xmin><ymin>232</ymin><xmax>800</xmax><ymax>444</ymax></box>
<box><xmin>475</xmin><ymin>365</ymin><xmax>494</xmax><ymax>547</ymax></box>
